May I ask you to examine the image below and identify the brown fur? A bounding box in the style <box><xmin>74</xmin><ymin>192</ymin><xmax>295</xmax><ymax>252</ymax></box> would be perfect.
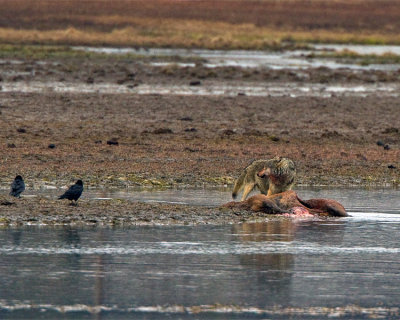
<box><xmin>223</xmin><ymin>190</ymin><xmax>348</xmax><ymax>217</ymax></box>
<box><xmin>232</xmin><ymin>157</ymin><xmax>296</xmax><ymax>201</ymax></box>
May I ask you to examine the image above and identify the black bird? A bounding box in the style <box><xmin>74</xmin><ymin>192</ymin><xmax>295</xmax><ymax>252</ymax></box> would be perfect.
<box><xmin>58</xmin><ymin>180</ymin><xmax>83</xmax><ymax>204</ymax></box>
<box><xmin>10</xmin><ymin>175</ymin><xmax>25</xmax><ymax>198</ymax></box>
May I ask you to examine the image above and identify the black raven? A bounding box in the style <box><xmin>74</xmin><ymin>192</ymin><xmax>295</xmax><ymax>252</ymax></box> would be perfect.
<box><xmin>10</xmin><ymin>175</ymin><xmax>25</xmax><ymax>198</ymax></box>
<box><xmin>58</xmin><ymin>180</ymin><xmax>83</xmax><ymax>203</ymax></box>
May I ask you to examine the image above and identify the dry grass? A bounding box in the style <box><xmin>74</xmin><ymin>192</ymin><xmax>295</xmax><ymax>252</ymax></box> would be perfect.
<box><xmin>1</xmin><ymin>22</ymin><xmax>400</xmax><ymax>50</ymax></box>
<box><xmin>0</xmin><ymin>19</ymin><xmax>286</xmax><ymax>50</ymax></box>
<box><xmin>1</xmin><ymin>0</ymin><xmax>400</xmax><ymax>48</ymax></box>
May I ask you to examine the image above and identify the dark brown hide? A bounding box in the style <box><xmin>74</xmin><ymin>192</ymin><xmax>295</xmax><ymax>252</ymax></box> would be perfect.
<box><xmin>222</xmin><ymin>190</ymin><xmax>348</xmax><ymax>217</ymax></box>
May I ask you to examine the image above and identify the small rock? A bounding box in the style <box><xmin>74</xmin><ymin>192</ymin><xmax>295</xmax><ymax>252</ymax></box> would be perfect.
<box><xmin>7</xmin><ymin>143</ymin><xmax>16</xmax><ymax>148</ymax></box>
<box><xmin>356</xmin><ymin>153</ymin><xmax>367</xmax><ymax>161</ymax></box>
<box><xmin>320</xmin><ymin>130</ymin><xmax>341</xmax><ymax>138</ymax></box>
<box><xmin>153</xmin><ymin>128</ymin><xmax>173</xmax><ymax>134</ymax></box>
<box><xmin>0</xmin><ymin>200</ymin><xmax>14</xmax><ymax>206</ymax></box>
<box><xmin>189</xmin><ymin>80</ymin><xmax>201</xmax><ymax>86</ymax></box>
<box><xmin>94</xmin><ymin>140</ymin><xmax>102</xmax><ymax>144</ymax></box>
<box><xmin>94</xmin><ymin>69</ymin><xmax>106</xmax><ymax>76</ymax></box>
<box><xmin>244</xmin><ymin>129</ymin><xmax>264</xmax><ymax>136</ymax></box>
<box><xmin>382</xmin><ymin>127</ymin><xmax>399</xmax><ymax>134</ymax></box>
<box><xmin>86</xmin><ymin>77</ymin><xmax>94</xmax><ymax>84</ymax></box>
<box><xmin>17</xmin><ymin>128</ymin><xmax>26</xmax><ymax>133</ymax></box>
<box><xmin>126</xmin><ymin>72</ymin><xmax>136</xmax><ymax>79</ymax></box>
<box><xmin>12</xmin><ymin>75</ymin><xmax>23</xmax><ymax>82</ymax></box>
<box><xmin>221</xmin><ymin>129</ymin><xmax>236</xmax><ymax>136</ymax></box>
<box><xmin>107</xmin><ymin>139</ymin><xmax>119</xmax><ymax>145</ymax></box>
<box><xmin>384</xmin><ymin>144</ymin><xmax>391</xmax><ymax>150</ymax></box>
<box><xmin>180</xmin><ymin>117</ymin><xmax>193</xmax><ymax>121</ymax></box>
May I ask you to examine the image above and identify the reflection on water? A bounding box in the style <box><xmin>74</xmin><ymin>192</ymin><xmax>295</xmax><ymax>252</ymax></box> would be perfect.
<box><xmin>1</xmin><ymin>196</ymin><xmax>400</xmax><ymax>320</ymax></box>
<box><xmin>233</xmin><ymin>219</ymin><xmax>296</xmax><ymax>242</ymax></box>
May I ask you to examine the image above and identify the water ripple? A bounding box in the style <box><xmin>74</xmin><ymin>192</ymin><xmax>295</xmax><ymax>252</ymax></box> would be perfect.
<box><xmin>2</xmin><ymin>241</ymin><xmax>400</xmax><ymax>255</ymax></box>
<box><xmin>0</xmin><ymin>300</ymin><xmax>398</xmax><ymax>318</ymax></box>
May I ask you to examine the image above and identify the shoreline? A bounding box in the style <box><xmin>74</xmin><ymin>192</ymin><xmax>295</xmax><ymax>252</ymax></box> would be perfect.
<box><xmin>0</xmin><ymin>194</ymin><xmax>342</xmax><ymax>227</ymax></box>
<box><xmin>1</xmin><ymin>89</ymin><xmax>399</xmax><ymax>190</ymax></box>
<box><xmin>0</xmin><ymin>196</ymin><xmax>290</xmax><ymax>227</ymax></box>
<box><xmin>0</xmin><ymin>185</ymin><xmax>396</xmax><ymax>227</ymax></box>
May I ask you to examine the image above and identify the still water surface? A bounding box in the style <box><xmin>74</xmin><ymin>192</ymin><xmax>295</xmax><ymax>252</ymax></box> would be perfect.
<box><xmin>1</xmin><ymin>188</ymin><xmax>400</xmax><ymax>319</ymax></box>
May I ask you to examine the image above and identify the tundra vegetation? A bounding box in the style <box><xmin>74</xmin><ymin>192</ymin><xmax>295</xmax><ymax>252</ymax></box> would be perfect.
<box><xmin>1</xmin><ymin>0</ymin><xmax>400</xmax><ymax>50</ymax></box>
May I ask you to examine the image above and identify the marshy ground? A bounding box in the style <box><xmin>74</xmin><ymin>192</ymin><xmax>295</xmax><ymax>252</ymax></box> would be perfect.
<box><xmin>1</xmin><ymin>54</ymin><xmax>399</xmax><ymax>189</ymax></box>
<box><xmin>1</xmin><ymin>52</ymin><xmax>400</xmax><ymax>225</ymax></box>
<box><xmin>0</xmin><ymin>0</ymin><xmax>400</xmax><ymax>225</ymax></box>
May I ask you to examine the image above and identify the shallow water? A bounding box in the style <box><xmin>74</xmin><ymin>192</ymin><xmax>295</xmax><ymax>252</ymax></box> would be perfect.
<box><xmin>1</xmin><ymin>188</ymin><xmax>400</xmax><ymax>319</ymax></box>
<box><xmin>2</xmin><ymin>45</ymin><xmax>400</xmax><ymax>97</ymax></box>
<box><xmin>314</xmin><ymin>44</ymin><xmax>400</xmax><ymax>55</ymax></box>
<box><xmin>16</xmin><ymin>186</ymin><xmax>400</xmax><ymax>213</ymax></box>
<box><xmin>74</xmin><ymin>45</ymin><xmax>400</xmax><ymax>70</ymax></box>
<box><xmin>2</xmin><ymin>81</ymin><xmax>400</xmax><ymax>98</ymax></box>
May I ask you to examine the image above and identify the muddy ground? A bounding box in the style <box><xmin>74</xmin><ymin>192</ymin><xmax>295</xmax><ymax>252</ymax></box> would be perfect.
<box><xmin>0</xmin><ymin>56</ymin><xmax>399</xmax><ymax>225</ymax></box>
<box><xmin>0</xmin><ymin>196</ymin><xmax>318</xmax><ymax>226</ymax></box>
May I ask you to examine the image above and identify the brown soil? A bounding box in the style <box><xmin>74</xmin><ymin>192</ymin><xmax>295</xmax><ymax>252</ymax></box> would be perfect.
<box><xmin>1</xmin><ymin>58</ymin><xmax>399</xmax><ymax>188</ymax></box>
<box><xmin>0</xmin><ymin>56</ymin><xmax>399</xmax><ymax>225</ymax></box>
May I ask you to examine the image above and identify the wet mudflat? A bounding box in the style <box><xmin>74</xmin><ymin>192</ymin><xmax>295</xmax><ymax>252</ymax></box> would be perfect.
<box><xmin>1</xmin><ymin>45</ymin><xmax>400</xmax><ymax>189</ymax></box>
<box><xmin>0</xmin><ymin>187</ymin><xmax>399</xmax><ymax>226</ymax></box>
<box><xmin>74</xmin><ymin>44</ymin><xmax>400</xmax><ymax>70</ymax></box>
<box><xmin>1</xmin><ymin>188</ymin><xmax>400</xmax><ymax>319</ymax></box>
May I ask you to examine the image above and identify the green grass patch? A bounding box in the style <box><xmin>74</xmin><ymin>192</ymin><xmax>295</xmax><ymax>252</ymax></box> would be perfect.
<box><xmin>0</xmin><ymin>43</ymin><xmax>205</xmax><ymax>63</ymax></box>
<box><xmin>0</xmin><ymin>44</ymin><xmax>109</xmax><ymax>59</ymax></box>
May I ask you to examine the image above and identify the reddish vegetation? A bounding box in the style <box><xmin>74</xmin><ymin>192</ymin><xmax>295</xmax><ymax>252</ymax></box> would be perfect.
<box><xmin>0</xmin><ymin>0</ymin><xmax>399</xmax><ymax>33</ymax></box>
